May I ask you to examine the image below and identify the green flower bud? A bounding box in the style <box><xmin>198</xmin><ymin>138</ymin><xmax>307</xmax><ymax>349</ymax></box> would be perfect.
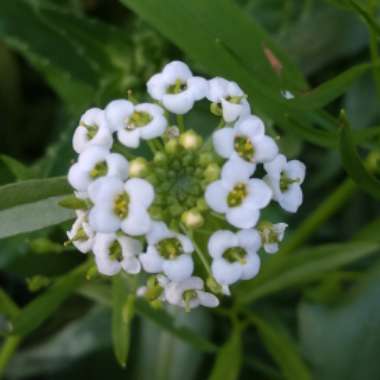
<box><xmin>196</xmin><ymin>198</ymin><xmax>208</xmax><ymax>211</ymax></box>
<box><xmin>204</xmin><ymin>163</ymin><xmax>220</xmax><ymax>182</ymax></box>
<box><xmin>179</xmin><ymin>130</ymin><xmax>203</xmax><ymax>150</ymax></box>
<box><xmin>165</xmin><ymin>139</ymin><xmax>179</xmax><ymax>155</ymax></box>
<box><xmin>129</xmin><ymin>157</ymin><xmax>149</xmax><ymax>177</ymax></box>
<box><xmin>154</xmin><ymin>152</ymin><xmax>167</xmax><ymax>165</ymax></box>
<box><xmin>181</xmin><ymin>209</ymin><xmax>204</xmax><ymax>229</ymax></box>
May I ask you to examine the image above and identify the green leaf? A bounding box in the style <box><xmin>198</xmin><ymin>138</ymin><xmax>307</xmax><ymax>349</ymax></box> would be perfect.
<box><xmin>208</xmin><ymin>326</ymin><xmax>242</xmax><ymax>380</ymax></box>
<box><xmin>11</xmin><ymin>261</ymin><xmax>90</xmax><ymax>337</ymax></box>
<box><xmin>0</xmin><ymin>155</ymin><xmax>37</xmax><ymax>181</ymax></box>
<box><xmin>237</xmin><ymin>241</ymin><xmax>380</xmax><ymax>304</ymax></box>
<box><xmin>112</xmin><ymin>275</ymin><xmax>135</xmax><ymax>368</ymax></box>
<box><xmin>339</xmin><ymin>114</ymin><xmax>380</xmax><ymax>199</ymax></box>
<box><xmin>0</xmin><ymin>288</ymin><xmax>20</xmax><ymax>320</ymax></box>
<box><xmin>289</xmin><ymin>63</ymin><xmax>376</xmax><ymax>110</ymax></box>
<box><xmin>0</xmin><ymin>176</ymin><xmax>70</xmax><ymax>210</ymax></box>
<box><xmin>299</xmin><ymin>264</ymin><xmax>380</xmax><ymax>380</ymax></box>
<box><xmin>250</xmin><ymin>315</ymin><xmax>312</xmax><ymax>380</ymax></box>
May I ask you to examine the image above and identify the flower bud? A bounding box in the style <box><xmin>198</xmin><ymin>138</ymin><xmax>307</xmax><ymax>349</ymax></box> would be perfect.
<box><xmin>129</xmin><ymin>157</ymin><xmax>149</xmax><ymax>177</ymax></box>
<box><xmin>153</xmin><ymin>152</ymin><xmax>167</xmax><ymax>165</ymax></box>
<box><xmin>181</xmin><ymin>209</ymin><xmax>204</xmax><ymax>229</ymax></box>
<box><xmin>179</xmin><ymin>130</ymin><xmax>202</xmax><ymax>150</ymax></box>
<box><xmin>165</xmin><ymin>139</ymin><xmax>179</xmax><ymax>155</ymax></box>
<box><xmin>210</xmin><ymin>102</ymin><xmax>222</xmax><ymax>116</ymax></box>
<box><xmin>204</xmin><ymin>163</ymin><xmax>220</xmax><ymax>182</ymax></box>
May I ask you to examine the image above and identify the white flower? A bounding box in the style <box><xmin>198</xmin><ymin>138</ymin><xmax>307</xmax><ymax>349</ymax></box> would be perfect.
<box><xmin>68</xmin><ymin>146</ymin><xmax>129</xmax><ymax>192</ymax></box>
<box><xmin>139</xmin><ymin>221</ymin><xmax>194</xmax><ymax>282</ymax></box>
<box><xmin>66</xmin><ymin>211</ymin><xmax>94</xmax><ymax>253</ymax></box>
<box><xmin>165</xmin><ymin>276</ymin><xmax>219</xmax><ymax>311</ymax></box>
<box><xmin>147</xmin><ymin>61</ymin><xmax>208</xmax><ymax>114</ymax></box>
<box><xmin>73</xmin><ymin>108</ymin><xmax>113</xmax><ymax>154</ymax></box>
<box><xmin>205</xmin><ymin>159</ymin><xmax>272</xmax><ymax>228</ymax></box>
<box><xmin>93</xmin><ymin>232</ymin><xmax>142</xmax><ymax>276</ymax></box>
<box><xmin>207</xmin><ymin>77</ymin><xmax>250</xmax><ymax>123</ymax></box>
<box><xmin>137</xmin><ymin>274</ymin><xmax>169</xmax><ymax>302</ymax></box>
<box><xmin>213</xmin><ymin>115</ymin><xmax>278</xmax><ymax>172</ymax></box>
<box><xmin>264</xmin><ymin>154</ymin><xmax>306</xmax><ymax>213</ymax></box>
<box><xmin>105</xmin><ymin>100</ymin><xmax>167</xmax><ymax>148</ymax></box>
<box><xmin>258</xmin><ymin>222</ymin><xmax>287</xmax><ymax>254</ymax></box>
<box><xmin>208</xmin><ymin>229</ymin><xmax>261</xmax><ymax>286</ymax></box>
<box><xmin>88</xmin><ymin>176</ymin><xmax>154</xmax><ymax>236</ymax></box>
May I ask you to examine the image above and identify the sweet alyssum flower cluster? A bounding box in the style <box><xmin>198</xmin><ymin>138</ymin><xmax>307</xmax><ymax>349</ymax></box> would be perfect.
<box><xmin>64</xmin><ymin>61</ymin><xmax>306</xmax><ymax>311</ymax></box>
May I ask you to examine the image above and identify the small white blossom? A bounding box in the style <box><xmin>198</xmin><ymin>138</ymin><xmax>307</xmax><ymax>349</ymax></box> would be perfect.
<box><xmin>207</xmin><ymin>77</ymin><xmax>250</xmax><ymax>123</ymax></box>
<box><xmin>88</xmin><ymin>176</ymin><xmax>154</xmax><ymax>236</ymax></box>
<box><xmin>68</xmin><ymin>146</ymin><xmax>129</xmax><ymax>192</ymax></box>
<box><xmin>264</xmin><ymin>154</ymin><xmax>306</xmax><ymax>213</ymax></box>
<box><xmin>147</xmin><ymin>61</ymin><xmax>208</xmax><ymax>114</ymax></box>
<box><xmin>139</xmin><ymin>221</ymin><xmax>194</xmax><ymax>282</ymax></box>
<box><xmin>213</xmin><ymin>115</ymin><xmax>278</xmax><ymax>172</ymax></box>
<box><xmin>105</xmin><ymin>100</ymin><xmax>167</xmax><ymax>148</ymax></box>
<box><xmin>258</xmin><ymin>222</ymin><xmax>287</xmax><ymax>254</ymax></box>
<box><xmin>66</xmin><ymin>211</ymin><xmax>94</xmax><ymax>253</ymax></box>
<box><xmin>165</xmin><ymin>276</ymin><xmax>219</xmax><ymax>311</ymax></box>
<box><xmin>73</xmin><ymin>108</ymin><xmax>113</xmax><ymax>154</ymax></box>
<box><xmin>208</xmin><ymin>229</ymin><xmax>261</xmax><ymax>286</ymax></box>
<box><xmin>205</xmin><ymin>158</ymin><xmax>272</xmax><ymax>228</ymax></box>
<box><xmin>137</xmin><ymin>274</ymin><xmax>169</xmax><ymax>303</ymax></box>
<box><xmin>93</xmin><ymin>232</ymin><xmax>142</xmax><ymax>276</ymax></box>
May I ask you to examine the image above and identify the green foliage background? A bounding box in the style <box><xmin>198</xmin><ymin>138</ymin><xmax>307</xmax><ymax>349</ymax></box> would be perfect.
<box><xmin>0</xmin><ymin>0</ymin><xmax>380</xmax><ymax>379</ymax></box>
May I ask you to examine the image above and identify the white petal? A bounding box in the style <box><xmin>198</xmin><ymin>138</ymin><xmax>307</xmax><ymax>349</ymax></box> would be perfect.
<box><xmin>226</xmin><ymin>80</ymin><xmax>244</xmax><ymax>97</ymax></box>
<box><xmin>212</xmin><ymin>259</ymin><xmax>242</xmax><ymax>285</ymax></box>
<box><xmin>197</xmin><ymin>291</ymin><xmax>219</xmax><ymax>308</ymax></box>
<box><xmin>187</xmin><ymin>76</ymin><xmax>208</xmax><ymax>100</ymax></box>
<box><xmin>88</xmin><ymin>207</ymin><xmax>120</xmax><ymax>233</ymax></box>
<box><xmin>279</xmin><ymin>185</ymin><xmax>303</xmax><ymax>213</ymax></box>
<box><xmin>125</xmin><ymin>178</ymin><xmax>154</xmax><ymax>208</ymax></box>
<box><xmin>273</xmin><ymin>223</ymin><xmax>288</xmax><ymax>241</ymax></box>
<box><xmin>68</xmin><ymin>164</ymin><xmax>90</xmax><ymax>192</ymax></box>
<box><xmin>163</xmin><ymin>254</ymin><xmax>194</xmax><ymax>282</ymax></box>
<box><xmin>237</xmin><ymin>229</ymin><xmax>261</xmax><ymax>252</ymax></box>
<box><xmin>119</xmin><ymin>235</ymin><xmax>142</xmax><ymax>257</ymax></box>
<box><xmin>286</xmin><ymin>160</ymin><xmax>306</xmax><ymax>183</ymax></box>
<box><xmin>254</xmin><ymin>136</ymin><xmax>279</xmax><ymax>163</ymax></box>
<box><xmin>95</xmin><ymin>255</ymin><xmax>121</xmax><ymax>276</ymax></box>
<box><xmin>121</xmin><ymin>206</ymin><xmax>151</xmax><ymax>236</ymax></box>
<box><xmin>139</xmin><ymin>114</ymin><xmax>167</xmax><ymax>140</ymax></box>
<box><xmin>212</xmin><ymin>128</ymin><xmax>235</xmax><ymax>158</ymax></box>
<box><xmin>235</xmin><ymin>115</ymin><xmax>265</xmax><ymax>137</ymax></box>
<box><xmin>106</xmin><ymin>153</ymin><xmax>129</xmax><ymax>180</ymax></box>
<box><xmin>104</xmin><ymin>99</ymin><xmax>134</xmax><ymax>132</ymax></box>
<box><xmin>146</xmin><ymin>221</ymin><xmax>171</xmax><ymax>245</ymax></box>
<box><xmin>205</xmin><ymin>181</ymin><xmax>229</xmax><ymax>213</ymax></box>
<box><xmin>221</xmin><ymin>98</ymin><xmax>243</xmax><ymax>123</ymax></box>
<box><xmin>208</xmin><ymin>230</ymin><xmax>238</xmax><ymax>259</ymax></box>
<box><xmin>72</xmin><ymin>127</ymin><xmax>89</xmax><ymax>154</ymax></box>
<box><xmin>264</xmin><ymin>154</ymin><xmax>286</xmax><ymax>178</ymax></box>
<box><xmin>246</xmin><ymin>179</ymin><xmax>272</xmax><ymax>209</ymax></box>
<box><xmin>117</xmin><ymin>129</ymin><xmax>141</xmax><ymax>148</ymax></box>
<box><xmin>162</xmin><ymin>91</ymin><xmax>194</xmax><ymax>114</ymax></box>
<box><xmin>88</xmin><ymin>177</ymin><xmax>124</xmax><ymax>204</ymax></box>
<box><xmin>147</xmin><ymin>73</ymin><xmax>166</xmax><ymax>100</ymax></box>
<box><xmin>139</xmin><ymin>246</ymin><xmax>163</xmax><ymax>273</ymax></box>
<box><xmin>78</xmin><ymin>146</ymin><xmax>109</xmax><ymax>171</ymax></box>
<box><xmin>179</xmin><ymin>276</ymin><xmax>203</xmax><ymax>291</ymax></box>
<box><xmin>162</xmin><ymin>61</ymin><xmax>192</xmax><ymax>82</ymax></box>
<box><xmin>240</xmin><ymin>253</ymin><xmax>260</xmax><ymax>280</ymax></box>
<box><xmin>221</xmin><ymin>157</ymin><xmax>255</xmax><ymax>186</ymax></box>
<box><xmin>177</xmin><ymin>234</ymin><xmax>194</xmax><ymax>254</ymax></box>
<box><xmin>91</xmin><ymin>126</ymin><xmax>113</xmax><ymax>150</ymax></box>
<box><xmin>226</xmin><ymin>205</ymin><xmax>260</xmax><ymax>229</ymax></box>
<box><xmin>207</xmin><ymin>77</ymin><xmax>228</xmax><ymax>102</ymax></box>
<box><xmin>264</xmin><ymin>243</ymin><xmax>279</xmax><ymax>254</ymax></box>
<box><xmin>121</xmin><ymin>257</ymin><xmax>141</xmax><ymax>274</ymax></box>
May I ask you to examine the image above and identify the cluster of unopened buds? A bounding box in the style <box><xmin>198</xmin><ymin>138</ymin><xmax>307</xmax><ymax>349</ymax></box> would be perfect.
<box><xmin>63</xmin><ymin>61</ymin><xmax>306</xmax><ymax>311</ymax></box>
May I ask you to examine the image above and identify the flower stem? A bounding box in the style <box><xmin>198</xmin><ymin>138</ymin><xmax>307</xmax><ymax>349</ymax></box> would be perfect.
<box><xmin>0</xmin><ymin>337</ymin><xmax>21</xmax><ymax>379</ymax></box>
<box><xmin>176</xmin><ymin>115</ymin><xmax>185</xmax><ymax>132</ymax></box>
<box><xmin>279</xmin><ymin>178</ymin><xmax>357</xmax><ymax>256</ymax></box>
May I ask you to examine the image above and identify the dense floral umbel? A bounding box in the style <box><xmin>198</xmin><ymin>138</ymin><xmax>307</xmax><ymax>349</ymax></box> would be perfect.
<box><xmin>63</xmin><ymin>60</ymin><xmax>306</xmax><ymax>311</ymax></box>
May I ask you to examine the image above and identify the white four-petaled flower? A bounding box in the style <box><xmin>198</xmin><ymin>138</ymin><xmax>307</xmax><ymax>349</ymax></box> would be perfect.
<box><xmin>139</xmin><ymin>221</ymin><xmax>194</xmax><ymax>282</ymax></box>
<box><xmin>264</xmin><ymin>154</ymin><xmax>306</xmax><ymax>213</ymax></box>
<box><xmin>66</xmin><ymin>211</ymin><xmax>94</xmax><ymax>253</ymax></box>
<box><xmin>68</xmin><ymin>146</ymin><xmax>129</xmax><ymax>192</ymax></box>
<box><xmin>105</xmin><ymin>100</ymin><xmax>167</xmax><ymax>148</ymax></box>
<box><xmin>205</xmin><ymin>158</ymin><xmax>272</xmax><ymax>228</ymax></box>
<box><xmin>147</xmin><ymin>61</ymin><xmax>208</xmax><ymax>114</ymax></box>
<box><xmin>207</xmin><ymin>77</ymin><xmax>250</xmax><ymax>122</ymax></box>
<box><xmin>213</xmin><ymin>115</ymin><xmax>278</xmax><ymax>172</ymax></box>
<box><xmin>73</xmin><ymin>108</ymin><xmax>113</xmax><ymax>154</ymax></box>
<box><xmin>93</xmin><ymin>232</ymin><xmax>142</xmax><ymax>276</ymax></box>
<box><xmin>259</xmin><ymin>222</ymin><xmax>288</xmax><ymax>254</ymax></box>
<box><xmin>88</xmin><ymin>176</ymin><xmax>154</xmax><ymax>236</ymax></box>
<box><xmin>165</xmin><ymin>276</ymin><xmax>219</xmax><ymax>310</ymax></box>
<box><xmin>208</xmin><ymin>229</ymin><xmax>261</xmax><ymax>286</ymax></box>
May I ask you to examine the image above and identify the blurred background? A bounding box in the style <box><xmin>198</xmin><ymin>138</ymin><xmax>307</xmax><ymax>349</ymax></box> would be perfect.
<box><xmin>0</xmin><ymin>0</ymin><xmax>380</xmax><ymax>379</ymax></box>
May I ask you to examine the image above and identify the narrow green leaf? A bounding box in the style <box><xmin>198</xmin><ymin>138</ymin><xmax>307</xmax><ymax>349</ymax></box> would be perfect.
<box><xmin>237</xmin><ymin>241</ymin><xmax>380</xmax><ymax>304</ymax></box>
<box><xmin>0</xmin><ymin>289</ymin><xmax>20</xmax><ymax>320</ymax></box>
<box><xmin>0</xmin><ymin>196</ymin><xmax>74</xmax><ymax>239</ymax></box>
<box><xmin>11</xmin><ymin>261</ymin><xmax>90</xmax><ymax>337</ymax></box>
<box><xmin>208</xmin><ymin>327</ymin><xmax>242</xmax><ymax>380</ymax></box>
<box><xmin>339</xmin><ymin>114</ymin><xmax>380</xmax><ymax>199</ymax></box>
<box><xmin>112</xmin><ymin>275</ymin><xmax>135</xmax><ymax>368</ymax></box>
<box><xmin>0</xmin><ymin>176</ymin><xmax>70</xmax><ymax>211</ymax></box>
<box><xmin>0</xmin><ymin>155</ymin><xmax>36</xmax><ymax>181</ymax></box>
<box><xmin>289</xmin><ymin>63</ymin><xmax>376</xmax><ymax>110</ymax></box>
<box><xmin>250</xmin><ymin>315</ymin><xmax>312</xmax><ymax>380</ymax></box>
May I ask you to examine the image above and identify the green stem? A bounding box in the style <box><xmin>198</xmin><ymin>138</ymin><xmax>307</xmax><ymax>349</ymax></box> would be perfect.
<box><xmin>176</xmin><ymin>115</ymin><xmax>185</xmax><ymax>132</ymax></box>
<box><xmin>279</xmin><ymin>178</ymin><xmax>357</xmax><ymax>255</ymax></box>
<box><xmin>369</xmin><ymin>28</ymin><xmax>380</xmax><ymax>99</ymax></box>
<box><xmin>147</xmin><ymin>140</ymin><xmax>158</xmax><ymax>154</ymax></box>
<box><xmin>0</xmin><ymin>336</ymin><xmax>21</xmax><ymax>379</ymax></box>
